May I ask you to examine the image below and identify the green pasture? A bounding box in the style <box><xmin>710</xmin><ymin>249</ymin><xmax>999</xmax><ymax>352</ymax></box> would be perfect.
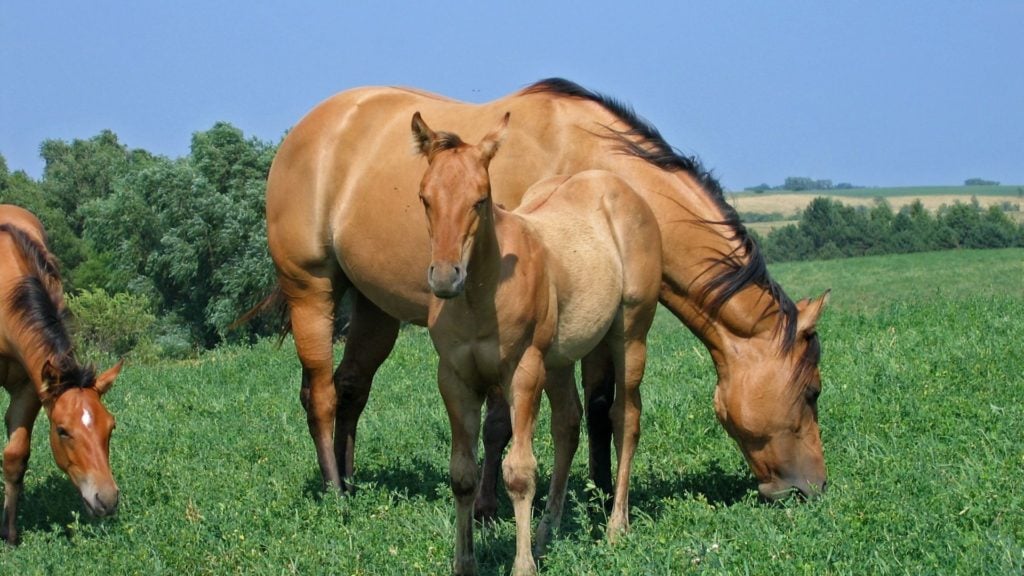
<box><xmin>2</xmin><ymin>249</ymin><xmax>1022</xmax><ymax>574</ymax></box>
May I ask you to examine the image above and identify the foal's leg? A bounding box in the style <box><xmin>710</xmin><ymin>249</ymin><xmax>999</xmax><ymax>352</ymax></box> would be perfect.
<box><xmin>476</xmin><ymin>386</ymin><xmax>510</xmax><ymax>521</ymax></box>
<box><xmin>1</xmin><ymin>384</ymin><xmax>40</xmax><ymax>545</ymax></box>
<box><xmin>333</xmin><ymin>292</ymin><xmax>400</xmax><ymax>492</ymax></box>
<box><xmin>606</xmin><ymin>307</ymin><xmax>655</xmax><ymax>542</ymax></box>
<box><xmin>581</xmin><ymin>343</ymin><xmax>615</xmax><ymax>502</ymax></box>
<box><xmin>533</xmin><ymin>365</ymin><xmax>581</xmax><ymax>559</ymax></box>
<box><xmin>503</xmin><ymin>346</ymin><xmax>546</xmax><ymax>576</ymax></box>
<box><xmin>438</xmin><ymin>362</ymin><xmax>484</xmax><ymax>576</ymax></box>
<box><xmin>282</xmin><ymin>270</ymin><xmax>344</xmax><ymax>492</ymax></box>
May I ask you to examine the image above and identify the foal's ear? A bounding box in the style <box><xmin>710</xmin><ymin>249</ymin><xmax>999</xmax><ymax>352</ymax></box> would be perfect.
<box><xmin>411</xmin><ymin>111</ymin><xmax>436</xmax><ymax>158</ymax></box>
<box><xmin>94</xmin><ymin>359</ymin><xmax>124</xmax><ymax>396</ymax></box>
<box><xmin>478</xmin><ymin>112</ymin><xmax>510</xmax><ymax>166</ymax></box>
<box><xmin>796</xmin><ymin>289</ymin><xmax>831</xmax><ymax>335</ymax></box>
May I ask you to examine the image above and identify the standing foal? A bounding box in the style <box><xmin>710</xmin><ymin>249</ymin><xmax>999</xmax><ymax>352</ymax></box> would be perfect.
<box><xmin>413</xmin><ymin>112</ymin><xmax>661</xmax><ymax>575</ymax></box>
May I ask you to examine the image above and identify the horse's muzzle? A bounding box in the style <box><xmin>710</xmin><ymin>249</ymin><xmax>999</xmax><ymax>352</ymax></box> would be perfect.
<box><xmin>82</xmin><ymin>486</ymin><xmax>120</xmax><ymax>517</ymax></box>
<box><xmin>758</xmin><ymin>477</ymin><xmax>827</xmax><ymax>502</ymax></box>
<box><xmin>428</xmin><ymin>262</ymin><xmax>466</xmax><ymax>299</ymax></box>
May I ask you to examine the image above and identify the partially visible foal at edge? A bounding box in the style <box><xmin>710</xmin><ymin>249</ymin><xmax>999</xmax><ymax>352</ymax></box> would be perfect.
<box><xmin>412</xmin><ymin>113</ymin><xmax>662</xmax><ymax>575</ymax></box>
<box><xmin>0</xmin><ymin>204</ymin><xmax>124</xmax><ymax>545</ymax></box>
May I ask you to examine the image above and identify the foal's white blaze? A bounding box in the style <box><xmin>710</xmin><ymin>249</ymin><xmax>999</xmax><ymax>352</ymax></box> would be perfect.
<box><xmin>81</xmin><ymin>408</ymin><xmax>93</xmax><ymax>428</ymax></box>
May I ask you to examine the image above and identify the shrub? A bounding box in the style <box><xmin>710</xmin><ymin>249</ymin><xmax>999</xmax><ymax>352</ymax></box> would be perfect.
<box><xmin>67</xmin><ymin>288</ymin><xmax>157</xmax><ymax>360</ymax></box>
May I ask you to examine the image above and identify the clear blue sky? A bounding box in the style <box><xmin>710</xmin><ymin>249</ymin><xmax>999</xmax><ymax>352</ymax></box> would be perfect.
<box><xmin>3</xmin><ymin>2</ymin><xmax>1022</xmax><ymax>190</ymax></box>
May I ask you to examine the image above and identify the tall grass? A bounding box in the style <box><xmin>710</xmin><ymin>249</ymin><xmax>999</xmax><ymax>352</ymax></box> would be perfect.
<box><xmin>2</xmin><ymin>249</ymin><xmax>1022</xmax><ymax>574</ymax></box>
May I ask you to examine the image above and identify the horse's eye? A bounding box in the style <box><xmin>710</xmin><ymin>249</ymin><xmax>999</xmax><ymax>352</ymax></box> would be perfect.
<box><xmin>805</xmin><ymin>387</ymin><xmax>821</xmax><ymax>404</ymax></box>
<box><xmin>474</xmin><ymin>198</ymin><xmax>488</xmax><ymax>210</ymax></box>
<box><xmin>57</xmin><ymin>427</ymin><xmax>71</xmax><ymax>439</ymax></box>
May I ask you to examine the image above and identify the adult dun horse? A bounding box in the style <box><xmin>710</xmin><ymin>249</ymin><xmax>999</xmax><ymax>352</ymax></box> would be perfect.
<box><xmin>413</xmin><ymin>112</ymin><xmax>661</xmax><ymax>574</ymax></box>
<box><xmin>0</xmin><ymin>204</ymin><xmax>124</xmax><ymax>545</ymax></box>
<box><xmin>266</xmin><ymin>78</ymin><xmax>828</xmax><ymax>513</ymax></box>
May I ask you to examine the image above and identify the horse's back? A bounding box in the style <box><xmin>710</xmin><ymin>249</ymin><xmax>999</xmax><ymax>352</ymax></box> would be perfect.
<box><xmin>265</xmin><ymin>84</ymin><xmax>625</xmax><ymax>323</ymax></box>
<box><xmin>0</xmin><ymin>205</ymin><xmax>50</xmax><ymax>376</ymax></box>
<box><xmin>0</xmin><ymin>205</ymin><xmax>46</xmax><ymax>244</ymax></box>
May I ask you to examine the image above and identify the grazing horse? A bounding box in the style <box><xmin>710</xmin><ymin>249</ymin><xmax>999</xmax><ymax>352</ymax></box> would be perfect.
<box><xmin>0</xmin><ymin>205</ymin><xmax>124</xmax><ymax>545</ymax></box>
<box><xmin>413</xmin><ymin>112</ymin><xmax>661</xmax><ymax>574</ymax></box>
<box><xmin>265</xmin><ymin>78</ymin><xmax>828</xmax><ymax>511</ymax></box>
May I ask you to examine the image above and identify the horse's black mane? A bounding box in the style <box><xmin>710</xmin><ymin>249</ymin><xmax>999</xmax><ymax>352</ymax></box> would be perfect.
<box><xmin>522</xmin><ymin>78</ymin><xmax>802</xmax><ymax>354</ymax></box>
<box><xmin>0</xmin><ymin>223</ymin><xmax>96</xmax><ymax>395</ymax></box>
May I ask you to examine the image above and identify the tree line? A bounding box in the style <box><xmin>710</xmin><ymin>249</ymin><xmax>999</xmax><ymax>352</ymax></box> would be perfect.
<box><xmin>757</xmin><ymin>197</ymin><xmax>1024</xmax><ymax>262</ymax></box>
<box><xmin>0</xmin><ymin>125</ymin><xmax>277</xmax><ymax>358</ymax></box>
<box><xmin>2</xmin><ymin>128</ymin><xmax>1022</xmax><ymax>358</ymax></box>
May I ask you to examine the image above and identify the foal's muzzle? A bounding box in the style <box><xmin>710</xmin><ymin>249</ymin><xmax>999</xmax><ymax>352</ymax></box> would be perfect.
<box><xmin>428</xmin><ymin>262</ymin><xmax>466</xmax><ymax>299</ymax></box>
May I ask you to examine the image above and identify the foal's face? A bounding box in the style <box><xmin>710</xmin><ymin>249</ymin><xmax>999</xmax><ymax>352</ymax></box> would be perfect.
<box><xmin>411</xmin><ymin>112</ymin><xmax>508</xmax><ymax>299</ymax></box>
<box><xmin>419</xmin><ymin>147</ymin><xmax>492</xmax><ymax>298</ymax></box>
<box><xmin>713</xmin><ymin>294</ymin><xmax>829</xmax><ymax>501</ymax></box>
<box><xmin>45</xmin><ymin>361</ymin><xmax>123</xmax><ymax>517</ymax></box>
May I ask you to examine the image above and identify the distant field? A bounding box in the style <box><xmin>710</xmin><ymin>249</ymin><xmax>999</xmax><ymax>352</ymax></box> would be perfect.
<box><xmin>1</xmin><ymin>249</ymin><xmax>1022</xmax><ymax>574</ymax></box>
<box><xmin>729</xmin><ymin>185</ymin><xmax>1024</xmax><ymax>231</ymax></box>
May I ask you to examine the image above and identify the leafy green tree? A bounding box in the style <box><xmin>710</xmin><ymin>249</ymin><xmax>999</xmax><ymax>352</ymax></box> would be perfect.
<box><xmin>81</xmin><ymin>123</ymin><xmax>276</xmax><ymax>347</ymax></box>
<box><xmin>38</xmin><ymin>131</ymin><xmax>154</xmax><ymax>235</ymax></box>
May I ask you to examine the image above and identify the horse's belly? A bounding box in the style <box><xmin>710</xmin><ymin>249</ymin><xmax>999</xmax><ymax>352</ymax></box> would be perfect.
<box><xmin>545</xmin><ymin>251</ymin><xmax>623</xmax><ymax>367</ymax></box>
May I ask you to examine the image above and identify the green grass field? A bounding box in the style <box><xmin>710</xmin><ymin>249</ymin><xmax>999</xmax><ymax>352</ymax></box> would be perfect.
<box><xmin>2</xmin><ymin>249</ymin><xmax>1023</xmax><ymax>574</ymax></box>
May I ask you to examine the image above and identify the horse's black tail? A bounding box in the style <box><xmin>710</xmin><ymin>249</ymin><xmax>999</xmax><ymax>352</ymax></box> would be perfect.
<box><xmin>229</xmin><ymin>285</ymin><xmax>291</xmax><ymax>345</ymax></box>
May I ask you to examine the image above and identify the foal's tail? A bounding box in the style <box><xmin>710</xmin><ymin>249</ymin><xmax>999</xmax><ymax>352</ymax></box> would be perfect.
<box><xmin>229</xmin><ymin>284</ymin><xmax>292</xmax><ymax>344</ymax></box>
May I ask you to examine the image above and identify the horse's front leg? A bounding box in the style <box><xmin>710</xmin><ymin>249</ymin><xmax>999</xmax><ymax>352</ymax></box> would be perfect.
<box><xmin>332</xmin><ymin>292</ymin><xmax>400</xmax><ymax>492</ymax></box>
<box><xmin>534</xmin><ymin>365</ymin><xmax>581</xmax><ymax>559</ymax></box>
<box><xmin>476</xmin><ymin>386</ymin><xmax>510</xmax><ymax>522</ymax></box>
<box><xmin>438</xmin><ymin>361</ymin><xmax>485</xmax><ymax>576</ymax></box>
<box><xmin>503</xmin><ymin>346</ymin><xmax>546</xmax><ymax>576</ymax></box>
<box><xmin>2</xmin><ymin>385</ymin><xmax>40</xmax><ymax>545</ymax></box>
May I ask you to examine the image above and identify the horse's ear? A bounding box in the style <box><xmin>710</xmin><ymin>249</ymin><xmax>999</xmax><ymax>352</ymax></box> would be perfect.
<box><xmin>39</xmin><ymin>359</ymin><xmax>61</xmax><ymax>403</ymax></box>
<box><xmin>796</xmin><ymin>290</ymin><xmax>830</xmax><ymax>335</ymax></box>
<box><xmin>478</xmin><ymin>112</ymin><xmax>510</xmax><ymax>166</ymax></box>
<box><xmin>411</xmin><ymin>112</ymin><xmax>436</xmax><ymax>159</ymax></box>
<box><xmin>94</xmin><ymin>359</ymin><xmax>124</xmax><ymax>396</ymax></box>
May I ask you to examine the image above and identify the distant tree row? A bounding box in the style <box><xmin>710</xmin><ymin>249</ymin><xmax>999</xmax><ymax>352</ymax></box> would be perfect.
<box><xmin>746</xmin><ymin>177</ymin><xmax>857</xmax><ymax>192</ymax></box>
<box><xmin>0</xmin><ymin>126</ymin><xmax>277</xmax><ymax>358</ymax></box>
<box><xmin>758</xmin><ymin>197</ymin><xmax>1024</xmax><ymax>262</ymax></box>
<box><xmin>747</xmin><ymin>176</ymin><xmax>1008</xmax><ymax>193</ymax></box>
<box><xmin>964</xmin><ymin>178</ymin><xmax>1000</xmax><ymax>186</ymax></box>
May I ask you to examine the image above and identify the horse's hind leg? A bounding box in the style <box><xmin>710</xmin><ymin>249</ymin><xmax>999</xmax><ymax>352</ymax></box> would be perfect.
<box><xmin>534</xmin><ymin>365</ymin><xmax>581</xmax><ymax>559</ymax></box>
<box><xmin>475</xmin><ymin>386</ymin><xmax>510</xmax><ymax>521</ymax></box>
<box><xmin>581</xmin><ymin>343</ymin><xmax>615</xmax><ymax>504</ymax></box>
<box><xmin>606</xmin><ymin>304</ymin><xmax>655</xmax><ymax>542</ymax></box>
<box><xmin>1</xmin><ymin>383</ymin><xmax>41</xmax><ymax>545</ymax></box>
<box><xmin>333</xmin><ymin>291</ymin><xmax>400</xmax><ymax>492</ymax></box>
<box><xmin>283</xmin><ymin>268</ymin><xmax>345</xmax><ymax>492</ymax></box>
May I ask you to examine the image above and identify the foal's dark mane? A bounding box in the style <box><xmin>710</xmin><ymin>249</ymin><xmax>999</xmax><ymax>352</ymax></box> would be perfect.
<box><xmin>522</xmin><ymin>78</ymin><xmax>804</xmax><ymax>356</ymax></box>
<box><xmin>0</xmin><ymin>223</ymin><xmax>96</xmax><ymax>394</ymax></box>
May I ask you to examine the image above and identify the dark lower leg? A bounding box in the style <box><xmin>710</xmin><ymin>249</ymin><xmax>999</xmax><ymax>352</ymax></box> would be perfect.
<box><xmin>332</xmin><ymin>292</ymin><xmax>400</xmax><ymax>491</ymax></box>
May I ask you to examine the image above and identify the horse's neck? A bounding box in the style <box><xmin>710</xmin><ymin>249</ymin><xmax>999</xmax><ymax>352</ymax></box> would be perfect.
<box><xmin>621</xmin><ymin>167</ymin><xmax>783</xmax><ymax>355</ymax></box>
<box><xmin>4</xmin><ymin>314</ymin><xmax>55</xmax><ymax>398</ymax></box>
